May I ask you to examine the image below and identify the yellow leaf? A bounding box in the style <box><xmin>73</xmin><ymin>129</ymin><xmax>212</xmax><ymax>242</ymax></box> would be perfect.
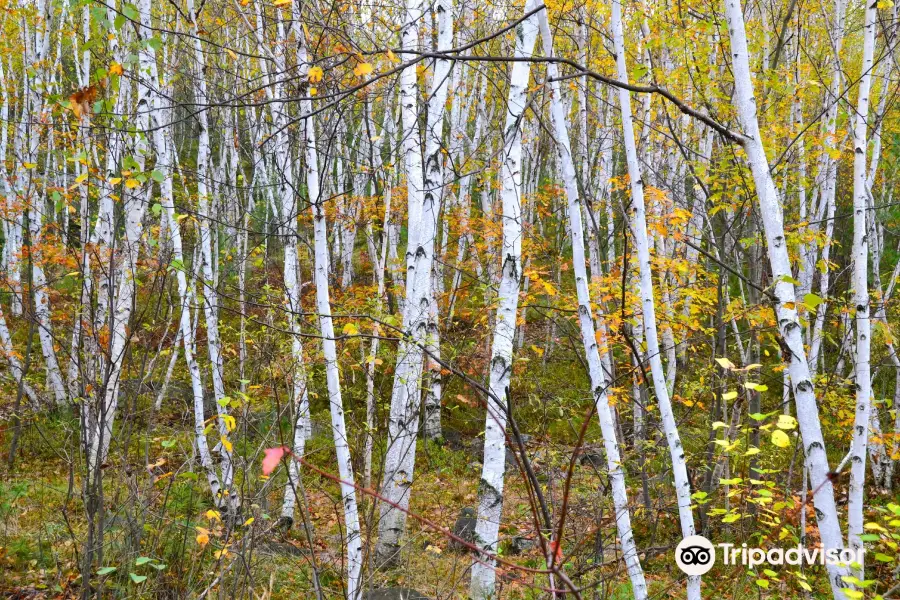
<box><xmin>196</xmin><ymin>532</ymin><xmax>209</xmax><ymax>546</ymax></box>
<box><xmin>744</xmin><ymin>447</ymin><xmax>760</xmax><ymax>456</ymax></box>
<box><xmin>109</xmin><ymin>62</ymin><xmax>124</xmax><ymax>76</ymax></box>
<box><xmin>221</xmin><ymin>436</ymin><xmax>233</xmax><ymax>453</ymax></box>
<box><xmin>308</xmin><ymin>66</ymin><xmax>324</xmax><ymax>83</ymax></box>
<box><xmin>342</xmin><ymin>322</ymin><xmax>359</xmax><ymax>336</ymax></box>
<box><xmin>75</xmin><ymin>173</ymin><xmax>88</xmax><ymax>184</ymax></box>
<box><xmin>243</xmin><ymin>517</ymin><xmax>255</xmax><ymax>526</ymax></box>
<box><xmin>776</xmin><ymin>414</ymin><xmax>798</xmax><ymax>430</ymax></box>
<box><xmin>125</xmin><ymin>178</ymin><xmax>141</xmax><ymax>189</ymax></box>
<box><xmin>309</xmin><ymin>87</ymin><xmax>318</xmax><ymax>96</ymax></box>
<box><xmin>108</xmin><ymin>177</ymin><xmax>122</xmax><ymax>185</ymax></box>
<box><xmin>353</xmin><ymin>62</ymin><xmax>373</xmax><ymax>77</ymax></box>
<box><xmin>386</xmin><ymin>49</ymin><xmax>399</xmax><ymax>63</ymax></box>
<box><xmin>222</xmin><ymin>414</ymin><xmax>236</xmax><ymax>432</ymax></box>
<box><xmin>715</xmin><ymin>357</ymin><xmax>735</xmax><ymax>370</ymax></box>
<box><xmin>273</xmin><ymin>0</ymin><xmax>291</xmax><ymax>5</ymax></box>
<box><xmin>771</xmin><ymin>430</ymin><xmax>791</xmax><ymax>448</ymax></box>
<box><xmin>23</xmin><ymin>162</ymin><xmax>37</xmax><ymax>169</ymax></box>
<box><xmin>226</xmin><ymin>48</ymin><xmax>237</xmax><ymax>61</ymax></box>
<box><xmin>722</xmin><ymin>391</ymin><xmax>738</xmax><ymax>401</ymax></box>
<box><xmin>206</xmin><ymin>509</ymin><xmax>221</xmax><ymax>522</ymax></box>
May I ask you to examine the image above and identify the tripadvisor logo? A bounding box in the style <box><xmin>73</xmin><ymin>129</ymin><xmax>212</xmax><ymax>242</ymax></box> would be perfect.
<box><xmin>675</xmin><ymin>535</ymin><xmax>866</xmax><ymax>576</ymax></box>
<box><xmin>675</xmin><ymin>535</ymin><xmax>716</xmax><ymax>576</ymax></box>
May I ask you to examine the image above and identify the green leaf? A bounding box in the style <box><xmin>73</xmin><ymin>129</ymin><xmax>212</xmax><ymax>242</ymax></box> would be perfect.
<box><xmin>151</xmin><ymin>169</ymin><xmax>165</xmax><ymax>183</ymax></box>
<box><xmin>97</xmin><ymin>566</ymin><xmax>117</xmax><ymax>575</ymax></box>
<box><xmin>874</xmin><ymin>553</ymin><xmax>894</xmax><ymax>562</ymax></box>
<box><xmin>122</xmin><ymin>4</ymin><xmax>139</xmax><ymax>20</ymax></box>
<box><xmin>161</xmin><ymin>439</ymin><xmax>176</xmax><ymax>448</ymax></box>
<box><xmin>129</xmin><ymin>573</ymin><xmax>147</xmax><ymax>584</ymax></box>
<box><xmin>777</xmin><ymin>274</ymin><xmax>801</xmax><ymax>286</ymax></box>
<box><xmin>755</xmin><ymin>579</ymin><xmax>769</xmax><ymax>589</ymax></box>
<box><xmin>135</xmin><ymin>556</ymin><xmax>152</xmax><ymax>565</ymax></box>
<box><xmin>804</xmin><ymin>293</ymin><xmax>824</xmax><ymax>309</ymax></box>
<box><xmin>151</xmin><ymin>203</ymin><xmax>162</xmax><ymax>217</ymax></box>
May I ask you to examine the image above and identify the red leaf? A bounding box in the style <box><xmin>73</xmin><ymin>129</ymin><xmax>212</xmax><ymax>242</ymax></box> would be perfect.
<box><xmin>548</xmin><ymin>540</ymin><xmax>563</xmax><ymax>562</ymax></box>
<box><xmin>262</xmin><ymin>447</ymin><xmax>287</xmax><ymax>475</ymax></box>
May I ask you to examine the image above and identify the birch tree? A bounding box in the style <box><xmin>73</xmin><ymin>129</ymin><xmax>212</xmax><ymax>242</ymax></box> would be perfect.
<box><xmin>469</xmin><ymin>2</ymin><xmax>540</xmax><ymax>597</ymax></box>
<box><xmin>723</xmin><ymin>0</ymin><xmax>849</xmax><ymax>594</ymax></box>
<box><xmin>847</xmin><ymin>0</ymin><xmax>877</xmax><ymax>578</ymax></box>
<box><xmin>610</xmin><ymin>2</ymin><xmax>700</xmax><ymax>598</ymax></box>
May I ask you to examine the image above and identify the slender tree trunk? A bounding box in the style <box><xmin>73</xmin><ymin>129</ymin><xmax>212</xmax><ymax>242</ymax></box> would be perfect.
<box><xmin>375</xmin><ymin>0</ymin><xmax>435</xmax><ymax>566</ymax></box>
<box><xmin>308</xmin><ymin>101</ymin><xmax>364</xmax><ymax>600</ymax></box>
<box><xmin>722</xmin><ymin>0</ymin><xmax>849</xmax><ymax>595</ymax></box>
<box><xmin>539</xmin><ymin>10</ymin><xmax>648</xmax><ymax>597</ymax></box>
<box><xmin>610</xmin><ymin>2</ymin><xmax>700</xmax><ymax>597</ymax></box>
<box><xmin>469</xmin><ymin>3</ymin><xmax>539</xmax><ymax>597</ymax></box>
<box><xmin>846</xmin><ymin>0</ymin><xmax>876</xmax><ymax>579</ymax></box>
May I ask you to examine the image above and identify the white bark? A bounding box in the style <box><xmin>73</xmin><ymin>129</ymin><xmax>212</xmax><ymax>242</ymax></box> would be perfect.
<box><xmin>722</xmin><ymin>0</ymin><xmax>849</xmax><ymax>595</ymax></box>
<box><xmin>610</xmin><ymin>2</ymin><xmax>700</xmax><ymax>598</ymax></box>
<box><xmin>187</xmin><ymin>0</ymin><xmax>236</xmax><ymax>506</ymax></box>
<box><xmin>847</xmin><ymin>0</ymin><xmax>876</xmax><ymax>578</ymax></box>
<box><xmin>421</xmin><ymin>0</ymin><xmax>454</xmax><ymax>442</ymax></box>
<box><xmin>280</xmin><ymin>10</ymin><xmax>315</xmax><ymax>522</ymax></box>
<box><xmin>144</xmin><ymin>10</ymin><xmax>225</xmax><ymax>507</ymax></box>
<box><xmin>308</xmin><ymin>105</ymin><xmax>363</xmax><ymax>600</ymax></box>
<box><xmin>808</xmin><ymin>0</ymin><xmax>847</xmax><ymax>374</ymax></box>
<box><xmin>375</xmin><ymin>0</ymin><xmax>434</xmax><ymax>566</ymax></box>
<box><xmin>469</xmin><ymin>2</ymin><xmax>539</xmax><ymax>597</ymax></box>
<box><xmin>539</xmin><ymin>10</ymin><xmax>648</xmax><ymax>598</ymax></box>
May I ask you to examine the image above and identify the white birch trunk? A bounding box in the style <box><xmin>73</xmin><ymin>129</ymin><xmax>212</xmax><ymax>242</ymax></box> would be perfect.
<box><xmin>846</xmin><ymin>0</ymin><xmax>876</xmax><ymax>578</ymax></box>
<box><xmin>722</xmin><ymin>0</ymin><xmax>849</xmax><ymax>594</ymax></box>
<box><xmin>421</xmin><ymin>0</ymin><xmax>454</xmax><ymax>442</ymax></box>
<box><xmin>308</xmin><ymin>104</ymin><xmax>363</xmax><ymax>600</ymax></box>
<box><xmin>539</xmin><ymin>11</ymin><xmax>648</xmax><ymax>597</ymax></box>
<box><xmin>610</xmin><ymin>2</ymin><xmax>700</xmax><ymax>598</ymax></box>
<box><xmin>187</xmin><ymin>0</ymin><xmax>235</xmax><ymax>507</ymax></box>
<box><xmin>375</xmin><ymin>0</ymin><xmax>433</xmax><ymax>566</ymax></box>
<box><xmin>469</xmin><ymin>3</ymin><xmax>539</xmax><ymax>597</ymax></box>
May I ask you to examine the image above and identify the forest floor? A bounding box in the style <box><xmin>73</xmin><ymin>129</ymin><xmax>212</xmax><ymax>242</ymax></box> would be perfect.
<box><xmin>0</xmin><ymin>401</ymin><xmax>811</xmax><ymax>599</ymax></box>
